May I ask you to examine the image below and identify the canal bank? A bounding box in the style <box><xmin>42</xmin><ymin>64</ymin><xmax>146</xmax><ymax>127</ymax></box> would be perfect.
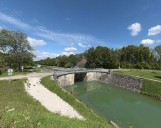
<box><xmin>53</xmin><ymin>69</ymin><xmax>161</xmax><ymax>127</ymax></box>
<box><xmin>64</xmin><ymin>81</ymin><xmax>161</xmax><ymax>128</ymax></box>
<box><xmin>55</xmin><ymin>69</ymin><xmax>161</xmax><ymax>102</ymax></box>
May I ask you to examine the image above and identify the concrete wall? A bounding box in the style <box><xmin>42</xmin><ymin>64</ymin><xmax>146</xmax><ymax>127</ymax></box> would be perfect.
<box><xmin>85</xmin><ymin>72</ymin><xmax>106</xmax><ymax>81</ymax></box>
<box><xmin>57</xmin><ymin>74</ymin><xmax>74</xmax><ymax>87</ymax></box>
<box><xmin>57</xmin><ymin>72</ymin><xmax>104</xmax><ymax>87</ymax></box>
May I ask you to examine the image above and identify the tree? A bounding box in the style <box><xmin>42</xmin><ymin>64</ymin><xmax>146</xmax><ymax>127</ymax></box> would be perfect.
<box><xmin>85</xmin><ymin>46</ymin><xmax>118</xmax><ymax>69</ymax></box>
<box><xmin>68</xmin><ymin>54</ymin><xmax>78</xmax><ymax>67</ymax></box>
<box><xmin>55</xmin><ymin>55</ymin><xmax>69</xmax><ymax>67</ymax></box>
<box><xmin>120</xmin><ymin>45</ymin><xmax>155</xmax><ymax>69</ymax></box>
<box><xmin>0</xmin><ymin>29</ymin><xmax>35</xmax><ymax>70</ymax></box>
<box><xmin>85</xmin><ymin>47</ymin><xmax>96</xmax><ymax>68</ymax></box>
<box><xmin>154</xmin><ymin>45</ymin><xmax>161</xmax><ymax>68</ymax></box>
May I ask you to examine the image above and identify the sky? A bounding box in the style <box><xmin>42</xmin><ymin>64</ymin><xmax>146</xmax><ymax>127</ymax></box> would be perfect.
<box><xmin>0</xmin><ymin>0</ymin><xmax>161</xmax><ymax>60</ymax></box>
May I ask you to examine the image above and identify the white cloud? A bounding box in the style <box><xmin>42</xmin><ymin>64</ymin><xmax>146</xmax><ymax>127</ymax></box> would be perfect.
<box><xmin>62</xmin><ymin>47</ymin><xmax>77</xmax><ymax>56</ymax></box>
<box><xmin>148</xmin><ymin>25</ymin><xmax>161</xmax><ymax>36</ymax></box>
<box><xmin>156</xmin><ymin>40</ymin><xmax>161</xmax><ymax>43</ymax></box>
<box><xmin>128</xmin><ymin>23</ymin><xmax>142</xmax><ymax>36</ymax></box>
<box><xmin>0</xmin><ymin>11</ymin><xmax>104</xmax><ymax>47</ymax></box>
<box><xmin>0</xmin><ymin>12</ymin><xmax>31</xmax><ymax>29</ymax></box>
<box><xmin>64</xmin><ymin>47</ymin><xmax>77</xmax><ymax>52</ymax></box>
<box><xmin>34</xmin><ymin>51</ymin><xmax>59</xmax><ymax>60</ymax></box>
<box><xmin>0</xmin><ymin>50</ymin><xmax>4</xmax><ymax>53</ymax></box>
<box><xmin>27</xmin><ymin>37</ymin><xmax>47</xmax><ymax>47</ymax></box>
<box><xmin>62</xmin><ymin>51</ymin><xmax>74</xmax><ymax>56</ymax></box>
<box><xmin>35</xmin><ymin>28</ymin><xmax>101</xmax><ymax>46</ymax></box>
<box><xmin>140</xmin><ymin>39</ymin><xmax>155</xmax><ymax>45</ymax></box>
<box><xmin>0</xmin><ymin>26</ymin><xmax>3</xmax><ymax>29</ymax></box>
<box><xmin>78</xmin><ymin>43</ymin><xmax>91</xmax><ymax>48</ymax></box>
<box><xmin>78</xmin><ymin>43</ymin><xmax>86</xmax><ymax>48</ymax></box>
<box><xmin>34</xmin><ymin>50</ymin><xmax>75</xmax><ymax>60</ymax></box>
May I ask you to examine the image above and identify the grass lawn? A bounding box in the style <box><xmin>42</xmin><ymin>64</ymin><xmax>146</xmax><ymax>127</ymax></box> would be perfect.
<box><xmin>0</xmin><ymin>78</ymin><xmax>112</xmax><ymax>128</ymax></box>
<box><xmin>113</xmin><ymin>69</ymin><xmax>161</xmax><ymax>82</ymax></box>
<box><xmin>41</xmin><ymin>76</ymin><xmax>112</xmax><ymax>128</ymax></box>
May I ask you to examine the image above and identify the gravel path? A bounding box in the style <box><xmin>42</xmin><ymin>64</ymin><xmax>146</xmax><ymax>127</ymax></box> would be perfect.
<box><xmin>0</xmin><ymin>72</ymin><xmax>84</xmax><ymax>119</ymax></box>
<box><xmin>25</xmin><ymin>76</ymin><xmax>84</xmax><ymax>120</ymax></box>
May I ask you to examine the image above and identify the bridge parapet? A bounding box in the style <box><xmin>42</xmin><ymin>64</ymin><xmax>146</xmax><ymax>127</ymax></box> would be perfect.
<box><xmin>54</xmin><ymin>68</ymin><xmax>110</xmax><ymax>78</ymax></box>
<box><xmin>53</xmin><ymin>68</ymin><xmax>111</xmax><ymax>87</ymax></box>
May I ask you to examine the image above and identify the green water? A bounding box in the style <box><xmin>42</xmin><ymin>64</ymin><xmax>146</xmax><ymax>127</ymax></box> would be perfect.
<box><xmin>64</xmin><ymin>81</ymin><xmax>161</xmax><ymax>128</ymax></box>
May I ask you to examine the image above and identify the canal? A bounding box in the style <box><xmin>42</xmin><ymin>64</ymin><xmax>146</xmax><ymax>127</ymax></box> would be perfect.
<box><xmin>64</xmin><ymin>81</ymin><xmax>161</xmax><ymax>128</ymax></box>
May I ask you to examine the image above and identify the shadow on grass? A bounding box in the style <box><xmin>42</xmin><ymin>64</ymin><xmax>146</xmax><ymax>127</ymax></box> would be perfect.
<box><xmin>154</xmin><ymin>76</ymin><xmax>161</xmax><ymax>79</ymax></box>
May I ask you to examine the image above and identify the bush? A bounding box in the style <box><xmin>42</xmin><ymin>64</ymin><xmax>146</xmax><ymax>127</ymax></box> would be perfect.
<box><xmin>0</xmin><ymin>68</ymin><xmax>6</xmax><ymax>75</ymax></box>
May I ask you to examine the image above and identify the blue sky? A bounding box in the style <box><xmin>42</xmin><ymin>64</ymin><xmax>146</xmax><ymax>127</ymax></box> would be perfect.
<box><xmin>0</xmin><ymin>0</ymin><xmax>161</xmax><ymax>60</ymax></box>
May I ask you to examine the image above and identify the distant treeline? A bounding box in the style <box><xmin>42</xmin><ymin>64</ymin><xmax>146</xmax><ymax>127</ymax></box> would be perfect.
<box><xmin>35</xmin><ymin>45</ymin><xmax>161</xmax><ymax>69</ymax></box>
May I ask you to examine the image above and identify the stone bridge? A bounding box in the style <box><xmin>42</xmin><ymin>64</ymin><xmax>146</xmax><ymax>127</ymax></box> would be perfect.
<box><xmin>53</xmin><ymin>68</ymin><xmax>142</xmax><ymax>93</ymax></box>
<box><xmin>53</xmin><ymin>69</ymin><xmax>111</xmax><ymax>87</ymax></box>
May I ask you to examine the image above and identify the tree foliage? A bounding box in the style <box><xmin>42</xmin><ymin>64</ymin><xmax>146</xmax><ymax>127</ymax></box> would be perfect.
<box><xmin>155</xmin><ymin>45</ymin><xmax>161</xmax><ymax>67</ymax></box>
<box><xmin>0</xmin><ymin>29</ymin><xmax>34</xmax><ymax>70</ymax></box>
<box><xmin>35</xmin><ymin>44</ymin><xmax>161</xmax><ymax>70</ymax></box>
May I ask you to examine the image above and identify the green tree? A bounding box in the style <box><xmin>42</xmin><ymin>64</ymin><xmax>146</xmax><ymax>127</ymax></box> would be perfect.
<box><xmin>85</xmin><ymin>47</ymin><xmax>96</xmax><ymax>68</ymax></box>
<box><xmin>85</xmin><ymin>46</ymin><xmax>118</xmax><ymax>69</ymax></box>
<box><xmin>120</xmin><ymin>45</ymin><xmax>155</xmax><ymax>69</ymax></box>
<box><xmin>55</xmin><ymin>55</ymin><xmax>69</xmax><ymax>67</ymax></box>
<box><xmin>155</xmin><ymin>45</ymin><xmax>161</xmax><ymax>68</ymax></box>
<box><xmin>0</xmin><ymin>29</ymin><xmax>35</xmax><ymax>70</ymax></box>
<box><xmin>68</xmin><ymin>54</ymin><xmax>78</xmax><ymax>67</ymax></box>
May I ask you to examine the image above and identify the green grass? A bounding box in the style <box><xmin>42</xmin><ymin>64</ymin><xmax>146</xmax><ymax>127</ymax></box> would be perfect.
<box><xmin>0</xmin><ymin>78</ymin><xmax>112</xmax><ymax>128</ymax></box>
<box><xmin>41</xmin><ymin>76</ymin><xmax>112</xmax><ymax>128</ymax></box>
<box><xmin>113</xmin><ymin>69</ymin><xmax>161</xmax><ymax>82</ymax></box>
<box><xmin>141</xmin><ymin>79</ymin><xmax>161</xmax><ymax>100</ymax></box>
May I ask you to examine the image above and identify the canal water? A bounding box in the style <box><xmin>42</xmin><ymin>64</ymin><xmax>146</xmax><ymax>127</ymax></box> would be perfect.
<box><xmin>64</xmin><ymin>81</ymin><xmax>161</xmax><ymax>128</ymax></box>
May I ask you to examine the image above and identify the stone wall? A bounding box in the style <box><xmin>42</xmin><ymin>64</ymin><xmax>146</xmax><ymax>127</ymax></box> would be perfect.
<box><xmin>99</xmin><ymin>73</ymin><xmax>143</xmax><ymax>93</ymax></box>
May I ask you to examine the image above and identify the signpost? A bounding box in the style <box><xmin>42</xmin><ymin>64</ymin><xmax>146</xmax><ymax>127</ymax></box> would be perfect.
<box><xmin>21</xmin><ymin>65</ymin><xmax>24</xmax><ymax>72</ymax></box>
<box><xmin>8</xmin><ymin>68</ymin><xmax>13</xmax><ymax>83</ymax></box>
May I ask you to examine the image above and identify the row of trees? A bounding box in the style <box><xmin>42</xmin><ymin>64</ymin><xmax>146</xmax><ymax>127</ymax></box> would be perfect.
<box><xmin>1</xmin><ymin>29</ymin><xmax>160</xmax><ymax>70</ymax></box>
<box><xmin>36</xmin><ymin>45</ymin><xmax>161</xmax><ymax>69</ymax></box>
<box><xmin>0</xmin><ymin>29</ymin><xmax>34</xmax><ymax>71</ymax></box>
<box><xmin>35</xmin><ymin>54</ymin><xmax>84</xmax><ymax>68</ymax></box>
